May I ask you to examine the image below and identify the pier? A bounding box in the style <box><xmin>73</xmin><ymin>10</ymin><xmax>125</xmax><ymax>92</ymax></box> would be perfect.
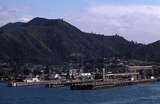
<box><xmin>7</xmin><ymin>78</ymin><xmax>160</xmax><ymax>90</ymax></box>
<box><xmin>7</xmin><ymin>80</ymin><xmax>94</xmax><ymax>88</ymax></box>
<box><xmin>70</xmin><ymin>78</ymin><xmax>159</xmax><ymax>90</ymax></box>
<box><xmin>8</xmin><ymin>81</ymin><xmax>50</xmax><ymax>87</ymax></box>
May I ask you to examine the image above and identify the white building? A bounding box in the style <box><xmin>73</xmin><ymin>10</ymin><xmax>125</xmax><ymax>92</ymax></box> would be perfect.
<box><xmin>80</xmin><ymin>73</ymin><xmax>91</xmax><ymax>77</ymax></box>
<box><xmin>80</xmin><ymin>73</ymin><xmax>92</xmax><ymax>79</ymax></box>
<box><xmin>23</xmin><ymin>77</ymin><xmax>40</xmax><ymax>83</ymax></box>
<box><xmin>54</xmin><ymin>74</ymin><xmax>61</xmax><ymax>79</ymax></box>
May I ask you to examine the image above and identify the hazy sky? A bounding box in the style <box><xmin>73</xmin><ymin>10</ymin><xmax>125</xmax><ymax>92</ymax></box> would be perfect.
<box><xmin>0</xmin><ymin>0</ymin><xmax>160</xmax><ymax>43</ymax></box>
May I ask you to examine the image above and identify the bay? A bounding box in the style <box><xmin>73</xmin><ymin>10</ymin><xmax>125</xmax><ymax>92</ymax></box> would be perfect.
<box><xmin>0</xmin><ymin>82</ymin><xmax>160</xmax><ymax>104</ymax></box>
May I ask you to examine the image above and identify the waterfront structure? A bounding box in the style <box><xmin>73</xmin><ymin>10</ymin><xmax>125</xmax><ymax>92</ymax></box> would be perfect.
<box><xmin>23</xmin><ymin>75</ymin><xmax>40</xmax><ymax>83</ymax></box>
<box><xmin>80</xmin><ymin>73</ymin><xmax>92</xmax><ymax>80</ymax></box>
<box><xmin>54</xmin><ymin>74</ymin><xmax>61</xmax><ymax>80</ymax></box>
<box><xmin>128</xmin><ymin>66</ymin><xmax>155</xmax><ymax>79</ymax></box>
<box><xmin>105</xmin><ymin>73</ymin><xmax>139</xmax><ymax>81</ymax></box>
<box><xmin>104</xmin><ymin>65</ymin><xmax>160</xmax><ymax>81</ymax></box>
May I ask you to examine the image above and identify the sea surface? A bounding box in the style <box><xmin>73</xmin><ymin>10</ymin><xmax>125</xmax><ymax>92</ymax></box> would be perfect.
<box><xmin>0</xmin><ymin>82</ymin><xmax>160</xmax><ymax>104</ymax></box>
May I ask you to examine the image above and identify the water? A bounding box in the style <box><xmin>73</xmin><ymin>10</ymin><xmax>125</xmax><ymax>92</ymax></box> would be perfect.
<box><xmin>0</xmin><ymin>82</ymin><xmax>160</xmax><ymax>104</ymax></box>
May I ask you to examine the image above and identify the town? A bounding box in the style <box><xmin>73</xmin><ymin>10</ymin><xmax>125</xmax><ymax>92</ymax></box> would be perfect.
<box><xmin>1</xmin><ymin>53</ymin><xmax>160</xmax><ymax>90</ymax></box>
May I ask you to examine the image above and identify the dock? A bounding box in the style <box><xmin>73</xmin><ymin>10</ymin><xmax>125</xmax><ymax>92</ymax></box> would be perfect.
<box><xmin>8</xmin><ymin>81</ymin><xmax>50</xmax><ymax>87</ymax></box>
<box><xmin>70</xmin><ymin>78</ymin><xmax>159</xmax><ymax>90</ymax></box>
<box><xmin>7</xmin><ymin>78</ymin><xmax>160</xmax><ymax>90</ymax></box>
<box><xmin>7</xmin><ymin>80</ymin><xmax>94</xmax><ymax>88</ymax></box>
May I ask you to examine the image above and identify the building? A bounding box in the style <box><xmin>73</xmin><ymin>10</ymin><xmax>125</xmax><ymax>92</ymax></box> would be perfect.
<box><xmin>105</xmin><ymin>72</ymin><xmax>139</xmax><ymax>81</ymax></box>
<box><xmin>23</xmin><ymin>75</ymin><xmax>40</xmax><ymax>83</ymax></box>
<box><xmin>80</xmin><ymin>73</ymin><xmax>92</xmax><ymax>80</ymax></box>
<box><xmin>128</xmin><ymin>66</ymin><xmax>155</xmax><ymax>79</ymax></box>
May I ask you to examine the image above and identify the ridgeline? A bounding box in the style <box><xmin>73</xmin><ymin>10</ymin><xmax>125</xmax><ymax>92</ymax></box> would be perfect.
<box><xmin>0</xmin><ymin>17</ymin><xmax>159</xmax><ymax>64</ymax></box>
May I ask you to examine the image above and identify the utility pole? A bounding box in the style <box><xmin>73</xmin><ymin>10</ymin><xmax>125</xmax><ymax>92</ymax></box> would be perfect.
<box><xmin>102</xmin><ymin>35</ymin><xmax>106</xmax><ymax>81</ymax></box>
<box><xmin>80</xmin><ymin>54</ymin><xmax>84</xmax><ymax>74</ymax></box>
<box><xmin>103</xmin><ymin>68</ymin><xmax>106</xmax><ymax>81</ymax></box>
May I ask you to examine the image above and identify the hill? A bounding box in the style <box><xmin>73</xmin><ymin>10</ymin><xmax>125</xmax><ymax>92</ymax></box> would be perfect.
<box><xmin>0</xmin><ymin>17</ymin><xmax>159</xmax><ymax>64</ymax></box>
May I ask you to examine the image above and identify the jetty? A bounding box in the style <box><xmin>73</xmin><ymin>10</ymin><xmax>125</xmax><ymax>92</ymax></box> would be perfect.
<box><xmin>7</xmin><ymin>80</ymin><xmax>70</xmax><ymax>87</ymax></box>
<box><xmin>7</xmin><ymin>80</ymin><xmax>94</xmax><ymax>88</ymax></box>
<box><xmin>8</xmin><ymin>81</ymin><xmax>49</xmax><ymax>87</ymax></box>
<box><xmin>70</xmin><ymin>78</ymin><xmax>159</xmax><ymax>90</ymax></box>
<box><xmin>7</xmin><ymin>77</ymin><xmax>160</xmax><ymax>89</ymax></box>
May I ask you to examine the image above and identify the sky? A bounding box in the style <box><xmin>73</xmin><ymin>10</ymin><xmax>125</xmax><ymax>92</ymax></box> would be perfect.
<box><xmin>0</xmin><ymin>0</ymin><xmax>160</xmax><ymax>43</ymax></box>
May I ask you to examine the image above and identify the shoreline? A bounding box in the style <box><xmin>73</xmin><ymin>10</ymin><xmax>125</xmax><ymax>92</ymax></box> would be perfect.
<box><xmin>5</xmin><ymin>78</ymin><xmax>160</xmax><ymax>90</ymax></box>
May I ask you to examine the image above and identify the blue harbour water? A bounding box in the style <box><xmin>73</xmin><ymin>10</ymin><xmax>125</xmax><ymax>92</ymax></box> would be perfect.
<box><xmin>0</xmin><ymin>82</ymin><xmax>160</xmax><ymax>104</ymax></box>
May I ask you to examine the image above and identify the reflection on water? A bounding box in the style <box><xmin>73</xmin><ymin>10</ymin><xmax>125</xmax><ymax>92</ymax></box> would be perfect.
<box><xmin>0</xmin><ymin>82</ymin><xmax>160</xmax><ymax>104</ymax></box>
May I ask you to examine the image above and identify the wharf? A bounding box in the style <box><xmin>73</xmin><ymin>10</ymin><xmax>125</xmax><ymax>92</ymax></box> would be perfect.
<box><xmin>8</xmin><ymin>81</ymin><xmax>50</xmax><ymax>87</ymax></box>
<box><xmin>7</xmin><ymin>78</ymin><xmax>160</xmax><ymax>89</ymax></box>
<box><xmin>45</xmin><ymin>80</ymin><xmax>94</xmax><ymax>88</ymax></box>
<box><xmin>70</xmin><ymin>78</ymin><xmax>159</xmax><ymax>90</ymax></box>
<box><xmin>7</xmin><ymin>80</ymin><xmax>94</xmax><ymax>88</ymax></box>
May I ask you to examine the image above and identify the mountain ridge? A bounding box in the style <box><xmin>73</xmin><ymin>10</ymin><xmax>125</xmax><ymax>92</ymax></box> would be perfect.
<box><xmin>0</xmin><ymin>17</ymin><xmax>159</xmax><ymax>64</ymax></box>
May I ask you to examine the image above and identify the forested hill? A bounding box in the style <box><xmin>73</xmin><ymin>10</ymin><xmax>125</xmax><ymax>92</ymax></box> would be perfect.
<box><xmin>0</xmin><ymin>17</ymin><xmax>159</xmax><ymax>64</ymax></box>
